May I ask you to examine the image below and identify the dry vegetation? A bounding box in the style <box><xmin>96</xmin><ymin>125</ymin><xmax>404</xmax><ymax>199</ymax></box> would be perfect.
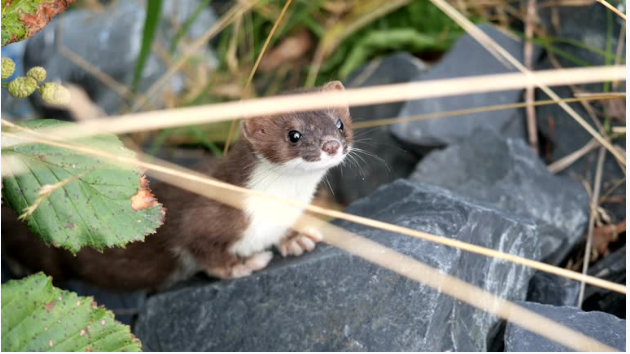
<box><xmin>1</xmin><ymin>0</ymin><xmax>626</xmax><ymax>351</ymax></box>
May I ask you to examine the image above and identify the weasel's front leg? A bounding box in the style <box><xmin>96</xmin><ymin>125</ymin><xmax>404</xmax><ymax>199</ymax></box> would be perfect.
<box><xmin>205</xmin><ymin>251</ymin><xmax>273</xmax><ymax>279</ymax></box>
<box><xmin>277</xmin><ymin>227</ymin><xmax>324</xmax><ymax>257</ymax></box>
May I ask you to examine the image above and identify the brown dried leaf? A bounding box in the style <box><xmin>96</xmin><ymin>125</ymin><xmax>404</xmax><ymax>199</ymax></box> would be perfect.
<box><xmin>2</xmin><ymin>0</ymin><xmax>77</xmax><ymax>47</ymax></box>
<box><xmin>601</xmin><ymin>98</ymin><xmax>626</xmax><ymax>123</ymax></box>
<box><xmin>259</xmin><ymin>29</ymin><xmax>313</xmax><ymax>73</ymax></box>
<box><xmin>592</xmin><ymin>220</ymin><xmax>626</xmax><ymax>257</ymax></box>
<box><xmin>131</xmin><ymin>175</ymin><xmax>158</xmax><ymax>211</ymax></box>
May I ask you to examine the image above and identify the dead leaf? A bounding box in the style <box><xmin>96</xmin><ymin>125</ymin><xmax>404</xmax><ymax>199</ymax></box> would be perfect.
<box><xmin>2</xmin><ymin>0</ymin><xmax>77</xmax><ymax>47</ymax></box>
<box><xmin>131</xmin><ymin>175</ymin><xmax>158</xmax><ymax>211</ymax></box>
<box><xmin>601</xmin><ymin>98</ymin><xmax>626</xmax><ymax>123</ymax></box>
<box><xmin>259</xmin><ymin>30</ymin><xmax>313</xmax><ymax>73</ymax></box>
<box><xmin>44</xmin><ymin>301</ymin><xmax>56</xmax><ymax>312</ymax></box>
<box><xmin>592</xmin><ymin>220</ymin><xmax>625</xmax><ymax>257</ymax></box>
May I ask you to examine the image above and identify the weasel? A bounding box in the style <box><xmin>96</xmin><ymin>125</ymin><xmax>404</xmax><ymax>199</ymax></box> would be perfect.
<box><xmin>1</xmin><ymin>81</ymin><xmax>353</xmax><ymax>290</ymax></box>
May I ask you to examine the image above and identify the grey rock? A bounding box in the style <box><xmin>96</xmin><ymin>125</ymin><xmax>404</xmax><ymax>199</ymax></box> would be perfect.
<box><xmin>135</xmin><ymin>180</ymin><xmax>540</xmax><ymax>351</ymax></box>
<box><xmin>23</xmin><ymin>0</ymin><xmax>218</xmax><ymax>116</ymax></box>
<box><xmin>411</xmin><ymin>129</ymin><xmax>589</xmax><ymax>264</ymax></box>
<box><xmin>534</xmin><ymin>3</ymin><xmax>626</xmax><ymax>223</ymax></box>
<box><xmin>504</xmin><ymin>301</ymin><xmax>626</xmax><ymax>351</ymax></box>
<box><xmin>63</xmin><ymin>280</ymin><xmax>147</xmax><ymax>326</ymax></box>
<box><xmin>583</xmin><ymin>246</ymin><xmax>626</xmax><ymax>318</ymax></box>
<box><xmin>390</xmin><ymin>25</ymin><xmax>537</xmax><ymax>148</ymax></box>
<box><xmin>327</xmin><ymin>52</ymin><xmax>427</xmax><ymax>205</ymax></box>
<box><xmin>527</xmin><ymin>272</ymin><xmax>580</xmax><ymax>307</ymax></box>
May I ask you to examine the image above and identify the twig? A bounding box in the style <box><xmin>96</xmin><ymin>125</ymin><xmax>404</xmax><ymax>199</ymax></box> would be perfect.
<box><xmin>548</xmin><ymin>138</ymin><xmax>600</xmax><ymax>174</ymax></box>
<box><xmin>1</xmin><ymin>127</ymin><xmax>626</xmax><ymax>295</ymax></box>
<box><xmin>578</xmin><ymin>146</ymin><xmax>607</xmax><ymax>307</ymax></box>
<box><xmin>321</xmin><ymin>222</ymin><xmax>616</xmax><ymax>352</ymax></box>
<box><xmin>524</xmin><ymin>0</ymin><xmax>539</xmax><ymax>154</ymax></box>
<box><xmin>304</xmin><ymin>0</ymin><xmax>411</xmax><ymax>87</ymax></box>
<box><xmin>596</xmin><ymin>0</ymin><xmax>627</xmax><ymax>20</ymax></box>
<box><xmin>353</xmin><ymin>95</ymin><xmax>623</xmax><ymax>129</ymax></box>
<box><xmin>4</xmin><ymin>66</ymin><xmax>625</xmax><ymax>147</ymax></box>
<box><xmin>427</xmin><ymin>0</ymin><xmax>626</xmax><ymax>166</ymax></box>
<box><xmin>18</xmin><ymin>171</ymin><xmax>90</xmax><ymax>220</ymax></box>
<box><xmin>612</xmin><ymin>22</ymin><xmax>626</xmax><ymax>90</ymax></box>
<box><xmin>223</xmin><ymin>0</ymin><xmax>294</xmax><ymax>155</ymax></box>
<box><xmin>131</xmin><ymin>0</ymin><xmax>257</xmax><ymax>111</ymax></box>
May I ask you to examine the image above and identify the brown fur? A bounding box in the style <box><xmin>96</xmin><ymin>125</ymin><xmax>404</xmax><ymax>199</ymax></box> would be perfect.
<box><xmin>1</xmin><ymin>81</ymin><xmax>352</xmax><ymax>290</ymax></box>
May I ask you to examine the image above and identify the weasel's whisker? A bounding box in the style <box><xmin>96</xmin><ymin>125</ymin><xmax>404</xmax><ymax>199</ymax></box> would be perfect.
<box><xmin>323</xmin><ymin>175</ymin><xmax>335</xmax><ymax>196</ymax></box>
<box><xmin>351</xmin><ymin>148</ymin><xmax>391</xmax><ymax>172</ymax></box>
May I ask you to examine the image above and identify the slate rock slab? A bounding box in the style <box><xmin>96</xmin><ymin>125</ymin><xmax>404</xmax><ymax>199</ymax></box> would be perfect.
<box><xmin>327</xmin><ymin>52</ymin><xmax>427</xmax><ymax>205</ymax></box>
<box><xmin>411</xmin><ymin>129</ymin><xmax>589</xmax><ymax>264</ymax></box>
<box><xmin>134</xmin><ymin>180</ymin><xmax>540</xmax><ymax>351</ymax></box>
<box><xmin>390</xmin><ymin>25</ymin><xmax>537</xmax><ymax>148</ymax></box>
<box><xmin>23</xmin><ymin>0</ymin><xmax>218</xmax><ymax>116</ymax></box>
<box><xmin>63</xmin><ymin>280</ymin><xmax>147</xmax><ymax>326</ymax></box>
<box><xmin>504</xmin><ymin>301</ymin><xmax>626</xmax><ymax>351</ymax></box>
<box><xmin>582</xmin><ymin>246</ymin><xmax>626</xmax><ymax>318</ymax></box>
<box><xmin>534</xmin><ymin>2</ymin><xmax>626</xmax><ymax>223</ymax></box>
<box><xmin>526</xmin><ymin>272</ymin><xmax>580</xmax><ymax>307</ymax></box>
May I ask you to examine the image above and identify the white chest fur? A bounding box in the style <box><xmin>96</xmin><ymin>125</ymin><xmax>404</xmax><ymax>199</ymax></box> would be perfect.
<box><xmin>229</xmin><ymin>158</ymin><xmax>326</xmax><ymax>257</ymax></box>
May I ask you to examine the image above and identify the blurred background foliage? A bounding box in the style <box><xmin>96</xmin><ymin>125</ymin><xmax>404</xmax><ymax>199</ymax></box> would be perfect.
<box><xmin>3</xmin><ymin>0</ymin><xmax>625</xmax><ymax>155</ymax></box>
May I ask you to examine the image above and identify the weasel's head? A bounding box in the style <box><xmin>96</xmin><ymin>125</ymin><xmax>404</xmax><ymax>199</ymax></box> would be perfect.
<box><xmin>241</xmin><ymin>81</ymin><xmax>353</xmax><ymax>173</ymax></box>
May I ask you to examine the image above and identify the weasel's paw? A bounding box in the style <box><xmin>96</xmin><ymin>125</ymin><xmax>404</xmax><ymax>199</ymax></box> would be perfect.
<box><xmin>207</xmin><ymin>251</ymin><xmax>273</xmax><ymax>279</ymax></box>
<box><xmin>278</xmin><ymin>227</ymin><xmax>323</xmax><ymax>257</ymax></box>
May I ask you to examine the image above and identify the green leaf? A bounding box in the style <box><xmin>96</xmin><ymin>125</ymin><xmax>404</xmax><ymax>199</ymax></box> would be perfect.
<box><xmin>132</xmin><ymin>0</ymin><xmax>162</xmax><ymax>94</ymax></box>
<box><xmin>1</xmin><ymin>0</ymin><xmax>75</xmax><ymax>47</ymax></box>
<box><xmin>2</xmin><ymin>119</ymin><xmax>165</xmax><ymax>253</ymax></box>
<box><xmin>1</xmin><ymin>273</ymin><xmax>142</xmax><ymax>352</ymax></box>
<box><xmin>338</xmin><ymin>28</ymin><xmax>456</xmax><ymax>79</ymax></box>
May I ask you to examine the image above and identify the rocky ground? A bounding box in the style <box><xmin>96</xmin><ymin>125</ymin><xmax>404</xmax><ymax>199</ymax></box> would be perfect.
<box><xmin>1</xmin><ymin>1</ymin><xmax>626</xmax><ymax>352</ymax></box>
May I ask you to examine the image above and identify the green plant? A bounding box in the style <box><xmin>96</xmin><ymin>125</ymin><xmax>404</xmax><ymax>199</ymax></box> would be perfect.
<box><xmin>1</xmin><ymin>273</ymin><xmax>142</xmax><ymax>352</ymax></box>
<box><xmin>133</xmin><ymin>0</ymin><xmax>163</xmax><ymax>94</ymax></box>
<box><xmin>1</xmin><ymin>0</ymin><xmax>76</xmax><ymax>47</ymax></box>
<box><xmin>1</xmin><ymin>59</ymin><xmax>71</xmax><ymax>104</ymax></box>
<box><xmin>2</xmin><ymin>119</ymin><xmax>165</xmax><ymax>253</ymax></box>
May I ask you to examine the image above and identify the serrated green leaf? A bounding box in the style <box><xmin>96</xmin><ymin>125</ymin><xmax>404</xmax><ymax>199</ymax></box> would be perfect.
<box><xmin>1</xmin><ymin>273</ymin><xmax>142</xmax><ymax>352</ymax></box>
<box><xmin>1</xmin><ymin>0</ymin><xmax>76</xmax><ymax>47</ymax></box>
<box><xmin>1</xmin><ymin>119</ymin><xmax>165</xmax><ymax>253</ymax></box>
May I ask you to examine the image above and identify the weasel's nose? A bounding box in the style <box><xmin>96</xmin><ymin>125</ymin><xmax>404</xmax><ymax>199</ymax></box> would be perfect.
<box><xmin>322</xmin><ymin>140</ymin><xmax>341</xmax><ymax>155</ymax></box>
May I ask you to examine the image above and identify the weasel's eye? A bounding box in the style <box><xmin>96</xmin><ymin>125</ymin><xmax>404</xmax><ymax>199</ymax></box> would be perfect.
<box><xmin>288</xmin><ymin>130</ymin><xmax>302</xmax><ymax>143</ymax></box>
<box><xmin>336</xmin><ymin>119</ymin><xmax>344</xmax><ymax>131</ymax></box>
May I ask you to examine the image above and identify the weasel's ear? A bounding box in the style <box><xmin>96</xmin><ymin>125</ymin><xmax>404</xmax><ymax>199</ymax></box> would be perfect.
<box><xmin>241</xmin><ymin>117</ymin><xmax>266</xmax><ymax>141</ymax></box>
<box><xmin>323</xmin><ymin>80</ymin><xmax>351</xmax><ymax>121</ymax></box>
<box><xmin>323</xmin><ymin>80</ymin><xmax>345</xmax><ymax>91</ymax></box>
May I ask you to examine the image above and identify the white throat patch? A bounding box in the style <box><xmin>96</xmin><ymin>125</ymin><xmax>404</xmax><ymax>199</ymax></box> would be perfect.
<box><xmin>229</xmin><ymin>157</ymin><xmax>329</xmax><ymax>257</ymax></box>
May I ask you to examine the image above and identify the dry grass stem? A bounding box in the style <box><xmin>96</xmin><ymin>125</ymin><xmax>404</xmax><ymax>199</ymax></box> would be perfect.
<box><xmin>1</xmin><ymin>127</ymin><xmax>625</xmax><ymax>295</ymax></box>
<box><xmin>17</xmin><ymin>171</ymin><xmax>90</xmax><ymax>221</ymax></box>
<box><xmin>578</xmin><ymin>146</ymin><xmax>607</xmax><ymax>306</ymax></box>
<box><xmin>548</xmin><ymin>138</ymin><xmax>600</xmax><ymax>174</ymax></box>
<box><xmin>353</xmin><ymin>94</ymin><xmax>622</xmax><ymax>129</ymax></box>
<box><xmin>146</xmin><ymin>159</ymin><xmax>617</xmax><ymax>351</ymax></box>
<box><xmin>224</xmin><ymin>0</ymin><xmax>294</xmax><ymax>155</ymax></box>
<box><xmin>428</xmin><ymin>0</ymin><xmax>626</xmax><ymax>166</ymax></box>
<box><xmin>612</xmin><ymin>127</ymin><xmax>625</xmax><ymax>134</ymax></box>
<box><xmin>596</xmin><ymin>0</ymin><xmax>627</xmax><ymax>20</ymax></box>
<box><xmin>322</xmin><ymin>223</ymin><xmax>617</xmax><ymax>352</ymax></box>
<box><xmin>305</xmin><ymin>0</ymin><xmax>411</xmax><ymax>87</ymax></box>
<box><xmin>524</xmin><ymin>0</ymin><xmax>539</xmax><ymax>154</ymax></box>
<box><xmin>131</xmin><ymin>0</ymin><xmax>258</xmax><ymax>111</ymax></box>
<box><xmin>3</xmin><ymin>66</ymin><xmax>625</xmax><ymax>149</ymax></box>
<box><xmin>612</xmin><ymin>23</ymin><xmax>625</xmax><ymax>90</ymax></box>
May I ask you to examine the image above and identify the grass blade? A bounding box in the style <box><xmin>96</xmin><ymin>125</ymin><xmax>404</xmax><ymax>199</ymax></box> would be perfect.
<box><xmin>169</xmin><ymin>0</ymin><xmax>212</xmax><ymax>54</ymax></box>
<box><xmin>133</xmin><ymin>0</ymin><xmax>163</xmax><ymax>94</ymax></box>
